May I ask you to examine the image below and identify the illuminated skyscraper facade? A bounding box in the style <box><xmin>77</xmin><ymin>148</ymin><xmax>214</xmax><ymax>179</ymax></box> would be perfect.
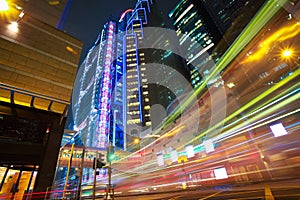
<box><xmin>123</xmin><ymin>0</ymin><xmax>191</xmax><ymax>146</ymax></box>
<box><xmin>169</xmin><ymin>0</ymin><xmax>217</xmax><ymax>89</ymax></box>
<box><xmin>73</xmin><ymin>0</ymin><xmax>191</xmax><ymax>152</ymax></box>
<box><xmin>169</xmin><ymin>0</ymin><xmax>267</xmax><ymax>88</ymax></box>
<box><xmin>199</xmin><ymin>0</ymin><xmax>267</xmax><ymax>54</ymax></box>
<box><xmin>73</xmin><ymin>21</ymin><xmax>118</xmax><ymax>150</ymax></box>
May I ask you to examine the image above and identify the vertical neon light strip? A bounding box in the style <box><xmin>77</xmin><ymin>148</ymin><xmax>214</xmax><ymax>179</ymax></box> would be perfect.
<box><xmin>97</xmin><ymin>22</ymin><xmax>115</xmax><ymax>148</ymax></box>
<box><xmin>123</xmin><ymin>34</ymin><xmax>127</xmax><ymax>150</ymax></box>
<box><xmin>56</xmin><ymin>0</ymin><xmax>72</xmax><ymax>30</ymax></box>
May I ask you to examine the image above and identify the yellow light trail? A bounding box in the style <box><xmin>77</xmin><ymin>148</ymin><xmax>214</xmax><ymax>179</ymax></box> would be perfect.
<box><xmin>244</xmin><ymin>22</ymin><xmax>300</xmax><ymax>63</ymax></box>
<box><xmin>118</xmin><ymin>58</ymin><xmax>298</xmax><ymax>169</ymax></box>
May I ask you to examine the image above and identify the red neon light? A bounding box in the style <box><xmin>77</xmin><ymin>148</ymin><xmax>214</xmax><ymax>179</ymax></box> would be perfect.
<box><xmin>120</xmin><ymin>9</ymin><xmax>134</xmax><ymax>21</ymax></box>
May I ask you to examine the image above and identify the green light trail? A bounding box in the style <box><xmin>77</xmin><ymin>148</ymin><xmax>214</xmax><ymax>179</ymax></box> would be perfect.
<box><xmin>218</xmin><ymin>92</ymin><xmax>300</xmax><ymax>141</ymax></box>
<box><xmin>221</xmin><ymin>82</ymin><xmax>300</xmax><ymax>133</ymax></box>
<box><xmin>113</xmin><ymin>0</ymin><xmax>293</xmax><ymax>173</ymax></box>
<box><xmin>223</xmin><ymin>108</ymin><xmax>300</xmax><ymax>142</ymax></box>
<box><xmin>179</xmin><ymin>67</ymin><xmax>299</xmax><ymax>150</ymax></box>
<box><xmin>164</xmin><ymin>0</ymin><xmax>288</xmax><ymax>126</ymax></box>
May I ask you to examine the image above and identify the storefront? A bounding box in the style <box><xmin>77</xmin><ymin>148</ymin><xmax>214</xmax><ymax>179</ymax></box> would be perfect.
<box><xmin>0</xmin><ymin>165</ymin><xmax>38</xmax><ymax>200</ymax></box>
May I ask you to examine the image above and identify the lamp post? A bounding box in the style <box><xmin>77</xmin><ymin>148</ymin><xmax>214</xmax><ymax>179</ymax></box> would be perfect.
<box><xmin>75</xmin><ymin>120</ymin><xmax>88</xmax><ymax>200</ymax></box>
<box><xmin>106</xmin><ymin>142</ymin><xmax>114</xmax><ymax>200</ymax></box>
<box><xmin>92</xmin><ymin>152</ymin><xmax>98</xmax><ymax>200</ymax></box>
<box><xmin>62</xmin><ymin>142</ymin><xmax>75</xmax><ymax>199</ymax></box>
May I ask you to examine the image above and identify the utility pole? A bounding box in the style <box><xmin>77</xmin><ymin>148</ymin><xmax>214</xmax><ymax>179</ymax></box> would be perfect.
<box><xmin>92</xmin><ymin>152</ymin><xmax>105</xmax><ymax>199</ymax></box>
<box><xmin>92</xmin><ymin>155</ymin><xmax>97</xmax><ymax>199</ymax></box>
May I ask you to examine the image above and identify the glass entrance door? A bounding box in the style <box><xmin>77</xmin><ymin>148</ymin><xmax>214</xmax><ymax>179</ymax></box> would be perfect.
<box><xmin>0</xmin><ymin>167</ymin><xmax>37</xmax><ymax>200</ymax></box>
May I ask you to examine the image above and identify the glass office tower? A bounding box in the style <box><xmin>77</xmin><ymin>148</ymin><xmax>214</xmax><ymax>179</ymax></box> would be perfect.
<box><xmin>169</xmin><ymin>0</ymin><xmax>218</xmax><ymax>89</ymax></box>
<box><xmin>73</xmin><ymin>21</ymin><xmax>118</xmax><ymax>150</ymax></box>
<box><xmin>169</xmin><ymin>0</ymin><xmax>267</xmax><ymax>88</ymax></box>
<box><xmin>72</xmin><ymin>0</ymin><xmax>191</xmax><ymax>152</ymax></box>
<box><xmin>123</xmin><ymin>0</ymin><xmax>191</xmax><ymax>148</ymax></box>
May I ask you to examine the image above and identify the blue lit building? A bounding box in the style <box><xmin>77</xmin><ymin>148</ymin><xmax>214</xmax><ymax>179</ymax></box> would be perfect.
<box><xmin>122</xmin><ymin>0</ymin><xmax>192</xmax><ymax>147</ymax></box>
<box><xmin>73</xmin><ymin>20</ymin><xmax>119</xmax><ymax>150</ymax></box>
<box><xmin>72</xmin><ymin>0</ymin><xmax>191</xmax><ymax>153</ymax></box>
<box><xmin>64</xmin><ymin>0</ymin><xmax>192</xmax><ymax>185</ymax></box>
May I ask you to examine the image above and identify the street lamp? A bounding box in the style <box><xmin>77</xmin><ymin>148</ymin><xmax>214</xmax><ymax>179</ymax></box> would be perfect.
<box><xmin>280</xmin><ymin>48</ymin><xmax>299</xmax><ymax>68</ymax></box>
<box><xmin>0</xmin><ymin>0</ymin><xmax>9</xmax><ymax>11</ymax></box>
<box><xmin>282</xmin><ymin>48</ymin><xmax>293</xmax><ymax>58</ymax></box>
<box><xmin>0</xmin><ymin>0</ymin><xmax>22</xmax><ymax>18</ymax></box>
<box><xmin>134</xmin><ymin>137</ymin><xmax>140</xmax><ymax>144</ymax></box>
<box><xmin>1</xmin><ymin>0</ymin><xmax>25</xmax><ymax>35</ymax></box>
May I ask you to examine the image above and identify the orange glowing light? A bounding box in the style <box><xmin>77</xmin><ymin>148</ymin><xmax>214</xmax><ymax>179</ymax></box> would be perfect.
<box><xmin>134</xmin><ymin>138</ymin><xmax>140</xmax><ymax>144</ymax></box>
<box><xmin>243</xmin><ymin>22</ymin><xmax>300</xmax><ymax>63</ymax></box>
<box><xmin>66</xmin><ymin>46</ymin><xmax>78</xmax><ymax>55</ymax></box>
<box><xmin>165</xmin><ymin>125</ymin><xmax>185</xmax><ymax>137</ymax></box>
<box><xmin>48</xmin><ymin>0</ymin><xmax>60</xmax><ymax>5</ymax></box>
<box><xmin>0</xmin><ymin>0</ymin><xmax>22</xmax><ymax>22</ymax></box>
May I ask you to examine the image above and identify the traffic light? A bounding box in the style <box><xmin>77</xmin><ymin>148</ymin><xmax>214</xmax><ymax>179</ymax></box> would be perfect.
<box><xmin>107</xmin><ymin>142</ymin><xmax>115</xmax><ymax>162</ymax></box>
<box><xmin>93</xmin><ymin>153</ymin><xmax>106</xmax><ymax>169</ymax></box>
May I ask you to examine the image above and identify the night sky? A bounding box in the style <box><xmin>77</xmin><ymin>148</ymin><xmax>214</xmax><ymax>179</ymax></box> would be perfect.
<box><xmin>63</xmin><ymin>0</ymin><xmax>179</xmax><ymax>64</ymax></box>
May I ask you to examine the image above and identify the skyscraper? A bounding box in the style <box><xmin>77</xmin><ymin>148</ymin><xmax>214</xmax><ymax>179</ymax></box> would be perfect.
<box><xmin>123</xmin><ymin>0</ymin><xmax>191</xmax><ymax>144</ymax></box>
<box><xmin>72</xmin><ymin>0</ymin><xmax>191</xmax><ymax>155</ymax></box>
<box><xmin>169</xmin><ymin>0</ymin><xmax>217</xmax><ymax>89</ymax></box>
<box><xmin>203</xmin><ymin>0</ymin><xmax>268</xmax><ymax>54</ymax></box>
<box><xmin>169</xmin><ymin>0</ymin><xmax>267</xmax><ymax>88</ymax></box>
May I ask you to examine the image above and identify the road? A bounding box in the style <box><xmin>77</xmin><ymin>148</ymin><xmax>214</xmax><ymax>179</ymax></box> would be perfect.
<box><xmin>113</xmin><ymin>182</ymin><xmax>300</xmax><ymax>200</ymax></box>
